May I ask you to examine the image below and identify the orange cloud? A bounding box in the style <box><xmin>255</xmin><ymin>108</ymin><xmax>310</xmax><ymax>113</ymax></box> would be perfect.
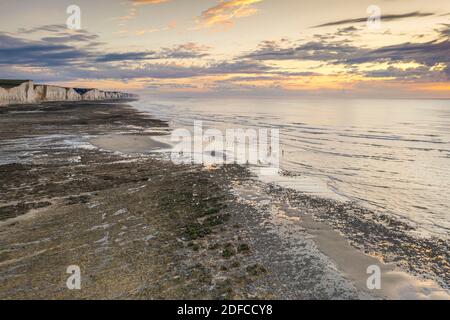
<box><xmin>131</xmin><ymin>0</ymin><xmax>172</xmax><ymax>5</ymax></box>
<box><xmin>167</xmin><ymin>19</ymin><xmax>177</xmax><ymax>29</ymax></box>
<box><xmin>199</xmin><ymin>0</ymin><xmax>263</xmax><ymax>28</ymax></box>
<box><xmin>411</xmin><ymin>82</ymin><xmax>450</xmax><ymax>92</ymax></box>
<box><xmin>53</xmin><ymin>79</ymin><xmax>146</xmax><ymax>91</ymax></box>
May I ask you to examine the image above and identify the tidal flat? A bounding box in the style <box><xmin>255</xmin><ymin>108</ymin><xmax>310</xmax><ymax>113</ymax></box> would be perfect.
<box><xmin>0</xmin><ymin>101</ymin><xmax>448</xmax><ymax>299</ymax></box>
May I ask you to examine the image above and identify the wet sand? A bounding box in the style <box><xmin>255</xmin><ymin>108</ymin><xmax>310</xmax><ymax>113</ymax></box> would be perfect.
<box><xmin>231</xmin><ymin>180</ymin><xmax>450</xmax><ymax>300</ymax></box>
<box><xmin>0</xmin><ymin>101</ymin><xmax>448</xmax><ymax>300</ymax></box>
<box><xmin>89</xmin><ymin>134</ymin><xmax>171</xmax><ymax>154</ymax></box>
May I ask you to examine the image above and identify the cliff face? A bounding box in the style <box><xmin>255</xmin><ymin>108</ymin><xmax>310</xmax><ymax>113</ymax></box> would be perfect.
<box><xmin>47</xmin><ymin>86</ymin><xmax>67</xmax><ymax>101</ymax></box>
<box><xmin>33</xmin><ymin>84</ymin><xmax>46</xmax><ymax>101</ymax></box>
<box><xmin>0</xmin><ymin>80</ymin><xmax>137</xmax><ymax>106</ymax></box>
<box><xmin>82</xmin><ymin>89</ymin><xmax>106</xmax><ymax>101</ymax></box>
<box><xmin>0</xmin><ymin>81</ymin><xmax>35</xmax><ymax>105</ymax></box>
<box><xmin>81</xmin><ymin>89</ymin><xmax>136</xmax><ymax>101</ymax></box>
<box><xmin>66</xmin><ymin>88</ymin><xmax>82</xmax><ymax>101</ymax></box>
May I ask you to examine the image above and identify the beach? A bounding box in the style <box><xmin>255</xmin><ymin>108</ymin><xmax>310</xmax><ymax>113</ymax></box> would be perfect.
<box><xmin>0</xmin><ymin>101</ymin><xmax>449</xmax><ymax>300</ymax></box>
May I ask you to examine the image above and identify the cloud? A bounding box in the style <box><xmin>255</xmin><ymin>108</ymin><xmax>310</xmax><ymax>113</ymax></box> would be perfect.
<box><xmin>16</xmin><ymin>24</ymin><xmax>103</xmax><ymax>46</ymax></box>
<box><xmin>96</xmin><ymin>42</ymin><xmax>211</xmax><ymax>62</ymax></box>
<box><xmin>199</xmin><ymin>0</ymin><xmax>263</xmax><ymax>28</ymax></box>
<box><xmin>167</xmin><ymin>20</ymin><xmax>177</xmax><ymax>30</ymax></box>
<box><xmin>40</xmin><ymin>34</ymin><xmax>100</xmax><ymax>44</ymax></box>
<box><xmin>334</xmin><ymin>26</ymin><xmax>360</xmax><ymax>36</ymax></box>
<box><xmin>438</xmin><ymin>24</ymin><xmax>450</xmax><ymax>39</ymax></box>
<box><xmin>361</xmin><ymin>65</ymin><xmax>433</xmax><ymax>79</ymax></box>
<box><xmin>161</xmin><ymin>42</ymin><xmax>211</xmax><ymax>59</ymax></box>
<box><xmin>133</xmin><ymin>28</ymin><xmax>161</xmax><ymax>36</ymax></box>
<box><xmin>115</xmin><ymin>1</ymin><xmax>172</xmax><ymax>31</ymax></box>
<box><xmin>114</xmin><ymin>7</ymin><xmax>138</xmax><ymax>23</ymax></box>
<box><xmin>243</xmin><ymin>39</ymin><xmax>364</xmax><ymax>62</ymax></box>
<box><xmin>0</xmin><ymin>33</ymin><xmax>91</xmax><ymax>67</ymax></box>
<box><xmin>95</xmin><ymin>51</ymin><xmax>158</xmax><ymax>63</ymax></box>
<box><xmin>0</xmin><ymin>26</ymin><xmax>213</xmax><ymax>68</ymax></box>
<box><xmin>341</xmin><ymin>40</ymin><xmax>450</xmax><ymax>75</ymax></box>
<box><xmin>0</xmin><ymin>29</ymin><xmax>271</xmax><ymax>82</ymax></box>
<box><xmin>207</xmin><ymin>60</ymin><xmax>271</xmax><ymax>74</ymax></box>
<box><xmin>18</xmin><ymin>24</ymin><xmax>67</xmax><ymax>34</ymax></box>
<box><xmin>130</xmin><ymin>0</ymin><xmax>172</xmax><ymax>5</ymax></box>
<box><xmin>312</xmin><ymin>11</ymin><xmax>435</xmax><ymax>28</ymax></box>
<box><xmin>3</xmin><ymin>19</ymin><xmax>449</xmax><ymax>96</ymax></box>
<box><xmin>245</xmin><ymin>29</ymin><xmax>449</xmax><ymax>69</ymax></box>
<box><xmin>242</xmin><ymin>25</ymin><xmax>450</xmax><ymax>81</ymax></box>
<box><xmin>3</xmin><ymin>25</ymin><xmax>447</xmax><ymax>87</ymax></box>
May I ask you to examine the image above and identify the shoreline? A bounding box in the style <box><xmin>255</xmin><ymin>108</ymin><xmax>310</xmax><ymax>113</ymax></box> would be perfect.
<box><xmin>128</xmin><ymin>100</ymin><xmax>450</xmax><ymax>295</ymax></box>
<box><xmin>0</xmin><ymin>101</ymin><xmax>448</xmax><ymax>299</ymax></box>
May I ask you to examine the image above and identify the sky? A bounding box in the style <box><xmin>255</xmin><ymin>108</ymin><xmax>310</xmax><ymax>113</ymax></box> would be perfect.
<box><xmin>0</xmin><ymin>0</ymin><xmax>449</xmax><ymax>98</ymax></box>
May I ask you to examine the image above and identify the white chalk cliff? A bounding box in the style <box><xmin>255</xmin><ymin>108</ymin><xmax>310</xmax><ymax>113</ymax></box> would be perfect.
<box><xmin>0</xmin><ymin>80</ymin><xmax>137</xmax><ymax>106</ymax></box>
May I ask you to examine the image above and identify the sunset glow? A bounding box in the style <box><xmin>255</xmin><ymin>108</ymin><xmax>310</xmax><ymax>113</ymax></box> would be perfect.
<box><xmin>0</xmin><ymin>0</ymin><xmax>448</xmax><ymax>97</ymax></box>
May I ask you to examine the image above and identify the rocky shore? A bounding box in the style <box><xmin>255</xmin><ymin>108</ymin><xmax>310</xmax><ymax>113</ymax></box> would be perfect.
<box><xmin>0</xmin><ymin>101</ymin><xmax>448</xmax><ymax>300</ymax></box>
<box><xmin>0</xmin><ymin>101</ymin><xmax>282</xmax><ymax>299</ymax></box>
